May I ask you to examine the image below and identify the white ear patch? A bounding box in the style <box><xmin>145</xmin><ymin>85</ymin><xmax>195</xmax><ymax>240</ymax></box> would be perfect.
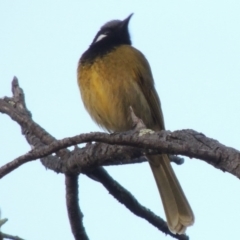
<box><xmin>95</xmin><ymin>34</ymin><xmax>107</xmax><ymax>43</ymax></box>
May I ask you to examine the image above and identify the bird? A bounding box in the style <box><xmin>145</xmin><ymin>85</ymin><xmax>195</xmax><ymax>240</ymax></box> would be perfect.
<box><xmin>77</xmin><ymin>14</ymin><xmax>194</xmax><ymax>234</ymax></box>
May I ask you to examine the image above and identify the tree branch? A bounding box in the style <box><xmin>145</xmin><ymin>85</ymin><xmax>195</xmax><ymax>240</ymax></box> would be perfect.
<box><xmin>0</xmin><ymin>78</ymin><xmax>186</xmax><ymax>239</ymax></box>
<box><xmin>65</xmin><ymin>174</ymin><xmax>89</xmax><ymax>240</ymax></box>
<box><xmin>1</xmin><ymin>126</ymin><xmax>239</xmax><ymax>179</ymax></box>
<box><xmin>87</xmin><ymin>167</ymin><xmax>189</xmax><ymax>240</ymax></box>
<box><xmin>1</xmin><ymin>233</ymin><xmax>25</xmax><ymax>240</ymax></box>
<box><xmin>0</xmin><ymin>215</ymin><xmax>25</xmax><ymax>240</ymax></box>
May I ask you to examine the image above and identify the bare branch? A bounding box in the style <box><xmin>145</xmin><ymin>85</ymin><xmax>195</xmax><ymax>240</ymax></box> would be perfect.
<box><xmin>0</xmin><ymin>218</ymin><xmax>8</xmax><ymax>228</ymax></box>
<box><xmin>87</xmin><ymin>168</ymin><xmax>189</xmax><ymax>240</ymax></box>
<box><xmin>1</xmin><ymin>233</ymin><xmax>25</xmax><ymax>240</ymax></box>
<box><xmin>1</xmin><ymin>78</ymin><xmax>88</xmax><ymax>240</ymax></box>
<box><xmin>1</xmin><ymin>79</ymin><xmax>239</xmax><ymax>179</ymax></box>
<box><xmin>0</xmin><ymin>78</ymin><xmax>185</xmax><ymax>238</ymax></box>
<box><xmin>37</xmin><ymin>129</ymin><xmax>240</xmax><ymax>178</ymax></box>
<box><xmin>0</xmin><ymin>214</ymin><xmax>25</xmax><ymax>240</ymax></box>
<box><xmin>1</xmin><ymin>127</ymin><xmax>239</xmax><ymax>179</ymax></box>
<box><xmin>65</xmin><ymin>174</ymin><xmax>89</xmax><ymax>240</ymax></box>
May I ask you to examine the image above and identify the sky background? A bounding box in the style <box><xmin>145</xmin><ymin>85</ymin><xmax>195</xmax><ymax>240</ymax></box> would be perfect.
<box><xmin>1</xmin><ymin>1</ymin><xmax>240</xmax><ymax>240</ymax></box>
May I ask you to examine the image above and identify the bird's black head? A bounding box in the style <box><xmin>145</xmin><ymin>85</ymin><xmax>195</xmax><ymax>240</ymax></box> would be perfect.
<box><xmin>91</xmin><ymin>13</ymin><xmax>133</xmax><ymax>47</ymax></box>
<box><xmin>81</xmin><ymin>14</ymin><xmax>133</xmax><ymax>62</ymax></box>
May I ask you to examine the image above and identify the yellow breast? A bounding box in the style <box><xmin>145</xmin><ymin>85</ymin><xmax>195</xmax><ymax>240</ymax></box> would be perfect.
<box><xmin>77</xmin><ymin>45</ymin><xmax>154</xmax><ymax>132</ymax></box>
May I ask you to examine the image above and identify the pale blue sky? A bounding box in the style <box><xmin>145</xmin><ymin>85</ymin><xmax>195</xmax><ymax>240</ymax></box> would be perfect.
<box><xmin>1</xmin><ymin>1</ymin><xmax>240</xmax><ymax>240</ymax></box>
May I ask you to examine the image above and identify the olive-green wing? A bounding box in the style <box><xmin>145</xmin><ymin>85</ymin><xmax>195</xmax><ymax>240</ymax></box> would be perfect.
<box><xmin>131</xmin><ymin>47</ymin><xmax>165</xmax><ymax>131</ymax></box>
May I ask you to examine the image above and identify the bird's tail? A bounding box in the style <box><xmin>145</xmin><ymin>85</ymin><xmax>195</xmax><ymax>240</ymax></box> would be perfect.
<box><xmin>148</xmin><ymin>154</ymin><xmax>194</xmax><ymax>234</ymax></box>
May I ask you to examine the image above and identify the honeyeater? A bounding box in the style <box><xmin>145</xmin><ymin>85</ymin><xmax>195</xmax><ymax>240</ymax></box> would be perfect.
<box><xmin>77</xmin><ymin>14</ymin><xmax>194</xmax><ymax>234</ymax></box>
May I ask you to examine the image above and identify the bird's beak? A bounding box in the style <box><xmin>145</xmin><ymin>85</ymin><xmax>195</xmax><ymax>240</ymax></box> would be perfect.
<box><xmin>120</xmin><ymin>13</ymin><xmax>134</xmax><ymax>28</ymax></box>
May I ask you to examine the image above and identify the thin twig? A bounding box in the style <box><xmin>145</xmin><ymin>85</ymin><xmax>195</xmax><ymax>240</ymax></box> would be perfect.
<box><xmin>1</xmin><ymin>233</ymin><xmax>25</xmax><ymax>240</ymax></box>
<box><xmin>0</xmin><ymin>219</ymin><xmax>8</xmax><ymax>228</ymax></box>
<box><xmin>0</xmin><ymin>215</ymin><xmax>24</xmax><ymax>240</ymax></box>
<box><xmin>65</xmin><ymin>174</ymin><xmax>89</xmax><ymax>240</ymax></box>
